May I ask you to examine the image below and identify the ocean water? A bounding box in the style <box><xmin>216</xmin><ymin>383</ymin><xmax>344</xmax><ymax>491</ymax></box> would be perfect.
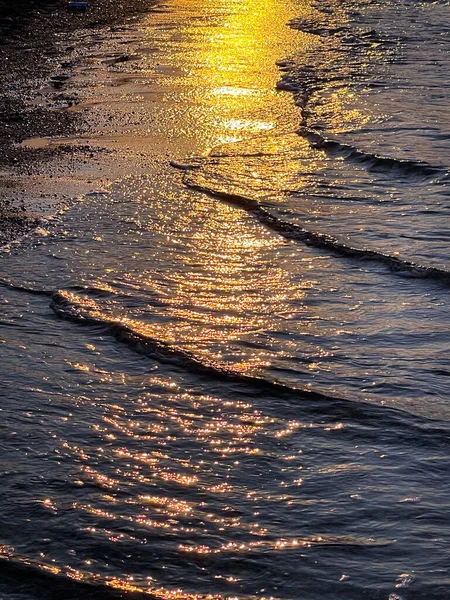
<box><xmin>2</xmin><ymin>0</ymin><xmax>450</xmax><ymax>598</ymax></box>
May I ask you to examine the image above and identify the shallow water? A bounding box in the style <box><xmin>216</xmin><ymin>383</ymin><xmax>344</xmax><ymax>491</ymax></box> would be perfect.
<box><xmin>2</xmin><ymin>0</ymin><xmax>450</xmax><ymax>598</ymax></box>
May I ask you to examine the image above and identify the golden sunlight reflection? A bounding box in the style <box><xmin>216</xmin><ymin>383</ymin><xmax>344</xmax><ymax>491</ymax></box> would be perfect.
<box><xmin>178</xmin><ymin>533</ymin><xmax>384</xmax><ymax>556</ymax></box>
<box><xmin>142</xmin><ymin>0</ymin><xmax>316</xmax><ymax>150</ymax></box>
<box><xmin>104</xmin><ymin>0</ymin><xmax>344</xmax><ymax>381</ymax></box>
<box><xmin>133</xmin><ymin>195</ymin><xmax>315</xmax><ymax>373</ymax></box>
<box><xmin>36</xmin><ymin>356</ymin><xmax>354</xmax><ymax>600</ymax></box>
<box><xmin>309</xmin><ymin>85</ymin><xmax>372</xmax><ymax>133</ymax></box>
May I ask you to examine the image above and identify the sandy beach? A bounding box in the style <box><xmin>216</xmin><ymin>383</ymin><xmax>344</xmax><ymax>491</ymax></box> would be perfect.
<box><xmin>0</xmin><ymin>0</ymin><xmax>157</xmax><ymax>244</ymax></box>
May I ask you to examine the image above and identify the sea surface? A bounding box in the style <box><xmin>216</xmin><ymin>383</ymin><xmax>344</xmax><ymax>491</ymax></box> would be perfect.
<box><xmin>2</xmin><ymin>0</ymin><xmax>450</xmax><ymax>598</ymax></box>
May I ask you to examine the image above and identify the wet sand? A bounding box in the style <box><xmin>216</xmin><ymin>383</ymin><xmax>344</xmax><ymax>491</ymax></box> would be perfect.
<box><xmin>0</xmin><ymin>0</ymin><xmax>157</xmax><ymax>245</ymax></box>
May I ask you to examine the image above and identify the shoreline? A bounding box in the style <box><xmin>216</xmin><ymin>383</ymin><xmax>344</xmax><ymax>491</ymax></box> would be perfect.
<box><xmin>0</xmin><ymin>0</ymin><xmax>158</xmax><ymax>246</ymax></box>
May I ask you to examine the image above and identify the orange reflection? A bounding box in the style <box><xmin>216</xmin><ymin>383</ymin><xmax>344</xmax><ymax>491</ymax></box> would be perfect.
<box><xmin>143</xmin><ymin>0</ymin><xmax>313</xmax><ymax>149</ymax></box>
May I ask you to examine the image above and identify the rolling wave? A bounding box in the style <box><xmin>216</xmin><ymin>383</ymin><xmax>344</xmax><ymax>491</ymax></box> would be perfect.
<box><xmin>50</xmin><ymin>290</ymin><xmax>339</xmax><ymax>403</ymax></box>
<box><xmin>0</xmin><ymin>546</ymin><xmax>210</xmax><ymax>600</ymax></box>
<box><xmin>0</xmin><ymin>276</ymin><xmax>53</xmax><ymax>296</ymax></box>
<box><xmin>180</xmin><ymin>168</ymin><xmax>450</xmax><ymax>282</ymax></box>
<box><xmin>299</xmin><ymin>129</ymin><xmax>449</xmax><ymax>181</ymax></box>
<box><xmin>49</xmin><ymin>289</ymin><xmax>450</xmax><ymax>442</ymax></box>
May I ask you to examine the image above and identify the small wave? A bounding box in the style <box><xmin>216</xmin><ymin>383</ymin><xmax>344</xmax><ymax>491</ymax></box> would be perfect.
<box><xmin>0</xmin><ymin>546</ymin><xmax>214</xmax><ymax>600</ymax></box>
<box><xmin>50</xmin><ymin>290</ymin><xmax>341</xmax><ymax>403</ymax></box>
<box><xmin>0</xmin><ymin>554</ymin><xmax>126</xmax><ymax>600</ymax></box>
<box><xmin>43</xmin><ymin>290</ymin><xmax>449</xmax><ymax>436</ymax></box>
<box><xmin>182</xmin><ymin>172</ymin><xmax>450</xmax><ymax>283</ymax></box>
<box><xmin>48</xmin><ymin>290</ymin><xmax>450</xmax><ymax>445</ymax></box>
<box><xmin>48</xmin><ymin>289</ymin><xmax>450</xmax><ymax>434</ymax></box>
<box><xmin>0</xmin><ymin>276</ymin><xmax>53</xmax><ymax>296</ymax></box>
<box><xmin>179</xmin><ymin>533</ymin><xmax>394</xmax><ymax>556</ymax></box>
<box><xmin>0</xmin><ymin>277</ymin><xmax>126</xmax><ymax>298</ymax></box>
<box><xmin>51</xmin><ymin>290</ymin><xmax>244</xmax><ymax>380</ymax></box>
<box><xmin>289</xmin><ymin>13</ymin><xmax>401</xmax><ymax>46</ymax></box>
<box><xmin>299</xmin><ymin>129</ymin><xmax>449</xmax><ymax>181</ymax></box>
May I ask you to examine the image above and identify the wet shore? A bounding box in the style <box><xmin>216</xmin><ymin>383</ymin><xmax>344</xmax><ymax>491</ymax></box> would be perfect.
<box><xmin>0</xmin><ymin>0</ymin><xmax>157</xmax><ymax>245</ymax></box>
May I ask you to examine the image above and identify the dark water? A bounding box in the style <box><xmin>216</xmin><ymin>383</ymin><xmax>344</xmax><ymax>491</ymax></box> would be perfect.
<box><xmin>2</xmin><ymin>0</ymin><xmax>450</xmax><ymax>598</ymax></box>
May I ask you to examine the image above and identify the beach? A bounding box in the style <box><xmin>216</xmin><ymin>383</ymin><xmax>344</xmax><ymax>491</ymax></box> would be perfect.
<box><xmin>0</xmin><ymin>0</ymin><xmax>156</xmax><ymax>243</ymax></box>
<box><xmin>2</xmin><ymin>0</ymin><xmax>450</xmax><ymax>597</ymax></box>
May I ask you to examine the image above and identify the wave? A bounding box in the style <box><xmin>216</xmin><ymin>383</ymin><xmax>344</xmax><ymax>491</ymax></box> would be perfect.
<box><xmin>0</xmin><ymin>547</ymin><xmax>209</xmax><ymax>600</ymax></box>
<box><xmin>1</xmin><ymin>540</ymin><xmax>448</xmax><ymax>600</ymax></box>
<box><xmin>0</xmin><ymin>552</ymin><xmax>128</xmax><ymax>600</ymax></box>
<box><xmin>50</xmin><ymin>290</ymin><xmax>341</xmax><ymax>403</ymax></box>
<box><xmin>0</xmin><ymin>277</ymin><xmax>125</xmax><ymax>298</ymax></box>
<box><xmin>299</xmin><ymin>129</ymin><xmax>449</xmax><ymax>181</ymax></box>
<box><xmin>289</xmin><ymin>13</ymin><xmax>402</xmax><ymax>47</ymax></box>
<box><xmin>0</xmin><ymin>276</ymin><xmax>53</xmax><ymax>296</ymax></box>
<box><xmin>48</xmin><ymin>289</ymin><xmax>450</xmax><ymax>444</ymax></box>
<box><xmin>181</xmin><ymin>169</ymin><xmax>450</xmax><ymax>283</ymax></box>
